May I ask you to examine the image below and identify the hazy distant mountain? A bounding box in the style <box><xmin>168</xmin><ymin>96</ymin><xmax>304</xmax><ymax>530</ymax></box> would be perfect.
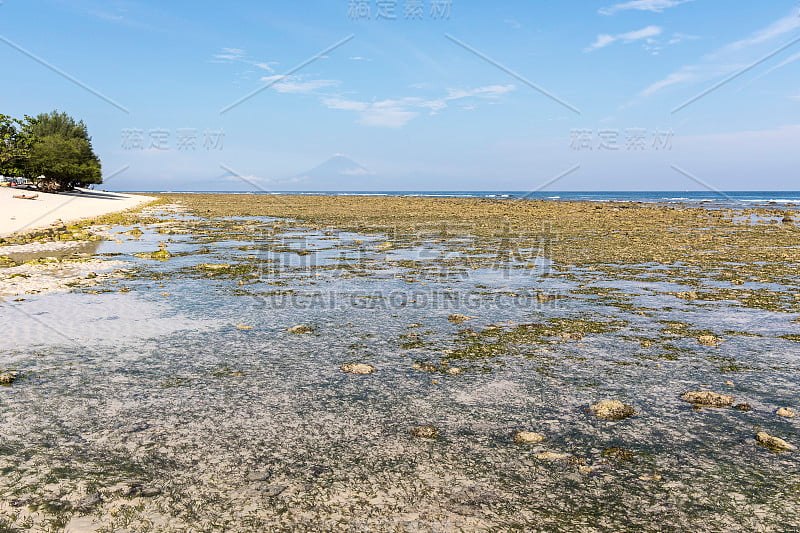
<box><xmin>288</xmin><ymin>154</ymin><xmax>376</xmax><ymax>189</ymax></box>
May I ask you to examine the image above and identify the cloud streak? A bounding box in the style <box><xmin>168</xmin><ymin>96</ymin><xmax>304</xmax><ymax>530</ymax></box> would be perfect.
<box><xmin>628</xmin><ymin>10</ymin><xmax>800</xmax><ymax>105</ymax></box>
<box><xmin>599</xmin><ymin>0</ymin><xmax>693</xmax><ymax>15</ymax></box>
<box><xmin>585</xmin><ymin>26</ymin><xmax>662</xmax><ymax>52</ymax></box>
<box><xmin>323</xmin><ymin>85</ymin><xmax>516</xmax><ymax>128</ymax></box>
<box><xmin>212</xmin><ymin>47</ymin><xmax>278</xmax><ymax>73</ymax></box>
<box><xmin>260</xmin><ymin>75</ymin><xmax>339</xmax><ymax>94</ymax></box>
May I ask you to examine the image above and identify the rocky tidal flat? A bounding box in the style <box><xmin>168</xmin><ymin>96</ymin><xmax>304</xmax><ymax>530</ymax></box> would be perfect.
<box><xmin>0</xmin><ymin>195</ymin><xmax>798</xmax><ymax>532</ymax></box>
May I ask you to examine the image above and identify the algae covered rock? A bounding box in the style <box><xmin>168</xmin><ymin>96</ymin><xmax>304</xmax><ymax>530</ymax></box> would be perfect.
<box><xmin>412</xmin><ymin>362</ymin><xmax>438</xmax><ymax>373</ymax></box>
<box><xmin>535</xmin><ymin>451</ymin><xmax>570</xmax><ymax>461</ymax></box>
<box><xmin>755</xmin><ymin>431</ymin><xmax>795</xmax><ymax>452</ymax></box>
<box><xmin>134</xmin><ymin>249</ymin><xmax>172</xmax><ymax>261</ymax></box>
<box><xmin>0</xmin><ymin>371</ymin><xmax>19</xmax><ymax>385</ymax></box>
<box><xmin>340</xmin><ymin>362</ymin><xmax>375</xmax><ymax>375</ymax></box>
<box><xmin>697</xmin><ymin>335</ymin><xmax>722</xmax><ymax>346</ymax></box>
<box><xmin>287</xmin><ymin>324</ymin><xmax>312</xmax><ymax>334</ymax></box>
<box><xmin>196</xmin><ymin>263</ymin><xmax>231</xmax><ymax>270</ymax></box>
<box><xmin>680</xmin><ymin>391</ymin><xmax>734</xmax><ymax>408</ymax></box>
<box><xmin>589</xmin><ymin>399</ymin><xmax>636</xmax><ymax>420</ymax></box>
<box><xmin>410</xmin><ymin>426</ymin><xmax>439</xmax><ymax>439</ymax></box>
<box><xmin>447</xmin><ymin>314</ymin><xmax>470</xmax><ymax>324</ymax></box>
<box><xmin>513</xmin><ymin>431</ymin><xmax>546</xmax><ymax>444</ymax></box>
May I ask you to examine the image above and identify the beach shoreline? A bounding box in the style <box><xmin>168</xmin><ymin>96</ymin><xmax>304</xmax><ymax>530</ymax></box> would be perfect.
<box><xmin>0</xmin><ymin>187</ymin><xmax>155</xmax><ymax>238</ymax></box>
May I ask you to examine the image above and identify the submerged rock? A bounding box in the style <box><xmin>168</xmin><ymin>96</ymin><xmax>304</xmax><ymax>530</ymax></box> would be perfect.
<box><xmin>448</xmin><ymin>314</ymin><xmax>470</xmax><ymax>324</ymax></box>
<box><xmin>340</xmin><ymin>362</ymin><xmax>375</xmax><ymax>375</ymax></box>
<box><xmin>755</xmin><ymin>432</ymin><xmax>796</xmax><ymax>452</ymax></box>
<box><xmin>259</xmin><ymin>484</ymin><xmax>287</xmax><ymax>498</ymax></box>
<box><xmin>246</xmin><ymin>470</ymin><xmax>272</xmax><ymax>482</ymax></box>
<box><xmin>734</xmin><ymin>403</ymin><xmax>753</xmax><ymax>412</ymax></box>
<box><xmin>133</xmin><ymin>249</ymin><xmax>172</xmax><ymax>261</ymax></box>
<box><xmin>74</xmin><ymin>493</ymin><xmax>102</xmax><ymax>513</ymax></box>
<box><xmin>513</xmin><ymin>431</ymin><xmax>546</xmax><ymax>444</ymax></box>
<box><xmin>125</xmin><ymin>483</ymin><xmax>161</xmax><ymax>497</ymax></box>
<box><xmin>196</xmin><ymin>263</ymin><xmax>230</xmax><ymax>270</ymax></box>
<box><xmin>535</xmin><ymin>451</ymin><xmax>570</xmax><ymax>461</ymax></box>
<box><xmin>589</xmin><ymin>399</ymin><xmax>636</xmax><ymax>420</ymax></box>
<box><xmin>236</xmin><ymin>324</ymin><xmax>254</xmax><ymax>330</ymax></box>
<box><xmin>413</xmin><ymin>362</ymin><xmax>438</xmax><ymax>373</ymax></box>
<box><xmin>680</xmin><ymin>391</ymin><xmax>734</xmax><ymax>408</ymax></box>
<box><xmin>410</xmin><ymin>426</ymin><xmax>439</xmax><ymax>439</ymax></box>
<box><xmin>777</xmin><ymin>407</ymin><xmax>797</xmax><ymax>418</ymax></box>
<box><xmin>287</xmin><ymin>324</ymin><xmax>312</xmax><ymax>334</ymax></box>
<box><xmin>697</xmin><ymin>335</ymin><xmax>722</xmax><ymax>346</ymax></box>
<box><xmin>638</xmin><ymin>473</ymin><xmax>662</xmax><ymax>482</ymax></box>
<box><xmin>0</xmin><ymin>371</ymin><xmax>18</xmax><ymax>385</ymax></box>
<box><xmin>602</xmin><ymin>447</ymin><xmax>636</xmax><ymax>464</ymax></box>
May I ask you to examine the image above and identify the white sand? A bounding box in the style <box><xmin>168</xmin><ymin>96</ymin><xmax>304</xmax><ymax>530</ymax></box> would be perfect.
<box><xmin>0</xmin><ymin>187</ymin><xmax>154</xmax><ymax>237</ymax></box>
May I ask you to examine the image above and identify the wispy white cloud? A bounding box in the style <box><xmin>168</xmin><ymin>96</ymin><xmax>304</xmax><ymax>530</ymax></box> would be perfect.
<box><xmin>212</xmin><ymin>48</ymin><xmax>278</xmax><ymax>73</ymax></box>
<box><xmin>261</xmin><ymin>75</ymin><xmax>339</xmax><ymax>94</ymax></box>
<box><xmin>213</xmin><ymin>47</ymin><xmax>246</xmax><ymax>61</ymax></box>
<box><xmin>599</xmin><ymin>0</ymin><xmax>693</xmax><ymax>16</ymax></box>
<box><xmin>667</xmin><ymin>32</ymin><xmax>700</xmax><ymax>45</ymax></box>
<box><xmin>585</xmin><ymin>25</ymin><xmax>662</xmax><ymax>52</ymax></box>
<box><xmin>639</xmin><ymin>70</ymin><xmax>697</xmax><ymax>97</ymax></box>
<box><xmin>718</xmin><ymin>14</ymin><xmax>800</xmax><ymax>54</ymax></box>
<box><xmin>322</xmin><ymin>84</ymin><xmax>517</xmax><ymax>128</ymax></box>
<box><xmin>739</xmin><ymin>50</ymin><xmax>800</xmax><ymax>89</ymax></box>
<box><xmin>446</xmin><ymin>85</ymin><xmax>516</xmax><ymax>100</ymax></box>
<box><xmin>629</xmin><ymin>10</ymin><xmax>800</xmax><ymax>104</ymax></box>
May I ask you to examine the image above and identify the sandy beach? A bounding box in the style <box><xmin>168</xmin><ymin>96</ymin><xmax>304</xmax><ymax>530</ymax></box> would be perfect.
<box><xmin>0</xmin><ymin>187</ymin><xmax>154</xmax><ymax>237</ymax></box>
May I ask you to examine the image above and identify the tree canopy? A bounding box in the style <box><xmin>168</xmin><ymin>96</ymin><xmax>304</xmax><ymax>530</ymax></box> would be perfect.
<box><xmin>0</xmin><ymin>114</ymin><xmax>31</xmax><ymax>176</ymax></box>
<box><xmin>0</xmin><ymin>110</ymin><xmax>102</xmax><ymax>192</ymax></box>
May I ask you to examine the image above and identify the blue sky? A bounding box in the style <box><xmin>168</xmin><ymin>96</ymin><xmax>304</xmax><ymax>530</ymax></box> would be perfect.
<box><xmin>1</xmin><ymin>0</ymin><xmax>798</xmax><ymax>191</ymax></box>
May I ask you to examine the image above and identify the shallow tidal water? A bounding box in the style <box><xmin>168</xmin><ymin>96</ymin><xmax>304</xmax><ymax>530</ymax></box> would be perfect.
<box><xmin>1</xmin><ymin>205</ymin><xmax>798</xmax><ymax>532</ymax></box>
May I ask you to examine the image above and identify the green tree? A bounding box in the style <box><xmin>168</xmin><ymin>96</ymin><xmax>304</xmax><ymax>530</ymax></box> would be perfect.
<box><xmin>0</xmin><ymin>114</ymin><xmax>31</xmax><ymax>176</ymax></box>
<box><xmin>24</xmin><ymin>135</ymin><xmax>102</xmax><ymax>193</ymax></box>
<box><xmin>23</xmin><ymin>111</ymin><xmax>102</xmax><ymax>192</ymax></box>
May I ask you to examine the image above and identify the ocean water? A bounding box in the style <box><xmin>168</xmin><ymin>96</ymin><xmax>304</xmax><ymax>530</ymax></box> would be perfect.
<box><xmin>137</xmin><ymin>190</ymin><xmax>800</xmax><ymax>209</ymax></box>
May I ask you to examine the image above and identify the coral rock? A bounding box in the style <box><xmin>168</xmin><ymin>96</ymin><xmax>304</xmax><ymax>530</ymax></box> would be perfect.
<box><xmin>411</xmin><ymin>426</ymin><xmax>439</xmax><ymax>439</ymax></box>
<box><xmin>513</xmin><ymin>431</ymin><xmax>546</xmax><ymax>444</ymax></box>
<box><xmin>340</xmin><ymin>362</ymin><xmax>375</xmax><ymax>375</ymax></box>
<box><xmin>589</xmin><ymin>399</ymin><xmax>636</xmax><ymax>420</ymax></box>
<box><xmin>755</xmin><ymin>432</ymin><xmax>795</xmax><ymax>452</ymax></box>
<box><xmin>680</xmin><ymin>391</ymin><xmax>734</xmax><ymax>408</ymax></box>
